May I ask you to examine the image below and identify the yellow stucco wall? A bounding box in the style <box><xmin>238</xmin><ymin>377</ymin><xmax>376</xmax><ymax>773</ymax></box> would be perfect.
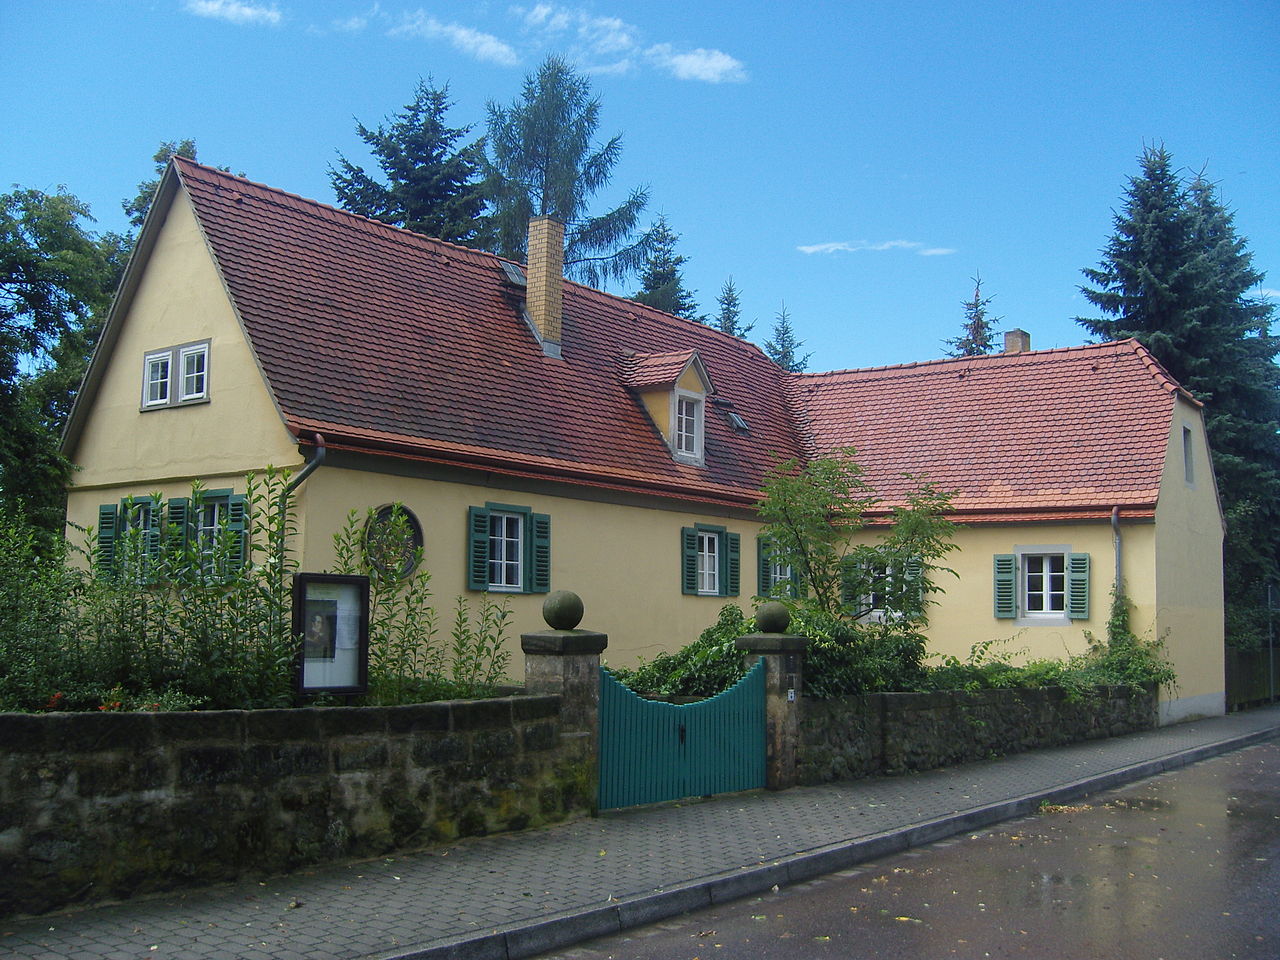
<box><xmin>291</xmin><ymin>466</ymin><xmax>757</xmax><ymax>671</ymax></box>
<box><xmin>908</xmin><ymin>521</ymin><xmax>1155</xmax><ymax>665</ymax></box>
<box><xmin>64</xmin><ymin>186</ymin><xmax>301</xmax><ymax>538</ymax></box>
<box><xmin>1152</xmin><ymin>398</ymin><xmax>1225</xmax><ymax>720</ymax></box>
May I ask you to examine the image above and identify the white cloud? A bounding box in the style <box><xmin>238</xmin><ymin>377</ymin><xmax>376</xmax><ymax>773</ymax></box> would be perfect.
<box><xmin>646</xmin><ymin>44</ymin><xmax>746</xmax><ymax>83</ymax></box>
<box><xmin>514</xmin><ymin>4</ymin><xmax>744</xmax><ymax>82</ymax></box>
<box><xmin>392</xmin><ymin>11</ymin><xmax>520</xmax><ymax>65</ymax></box>
<box><xmin>797</xmin><ymin>239</ymin><xmax>954</xmax><ymax>256</ymax></box>
<box><xmin>332</xmin><ymin>15</ymin><xmax>369</xmax><ymax>33</ymax></box>
<box><xmin>1258</xmin><ymin>288</ymin><xmax>1280</xmax><ymax>299</ymax></box>
<box><xmin>516</xmin><ymin>3</ymin><xmax>638</xmax><ymax>57</ymax></box>
<box><xmin>185</xmin><ymin>0</ymin><xmax>282</xmax><ymax>26</ymax></box>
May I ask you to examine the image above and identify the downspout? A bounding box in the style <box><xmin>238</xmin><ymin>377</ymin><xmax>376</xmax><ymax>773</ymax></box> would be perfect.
<box><xmin>1111</xmin><ymin>506</ymin><xmax>1123</xmax><ymax>599</ymax></box>
<box><xmin>275</xmin><ymin>434</ymin><xmax>326</xmax><ymax>633</ymax></box>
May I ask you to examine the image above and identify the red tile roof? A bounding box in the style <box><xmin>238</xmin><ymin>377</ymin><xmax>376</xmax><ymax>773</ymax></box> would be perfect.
<box><xmin>173</xmin><ymin>158</ymin><xmax>801</xmax><ymax>507</ymax></box>
<box><xmin>621</xmin><ymin>350</ymin><xmax>704</xmax><ymax>389</ymax></box>
<box><xmin>793</xmin><ymin>342</ymin><xmax>1191</xmax><ymax>521</ymax></box>
<box><xmin>166</xmin><ymin>159</ymin><xmax>1188</xmax><ymax>521</ymax></box>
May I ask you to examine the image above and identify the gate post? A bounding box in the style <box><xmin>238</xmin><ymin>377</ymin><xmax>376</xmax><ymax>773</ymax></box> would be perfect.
<box><xmin>735</xmin><ymin>601</ymin><xmax>806</xmax><ymax>791</ymax></box>
<box><xmin>522</xmin><ymin>591</ymin><xmax>608</xmax><ymax>802</ymax></box>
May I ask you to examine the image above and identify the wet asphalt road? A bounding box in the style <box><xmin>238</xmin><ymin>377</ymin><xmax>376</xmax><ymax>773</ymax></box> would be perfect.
<box><xmin>536</xmin><ymin>740</ymin><xmax>1280</xmax><ymax>960</ymax></box>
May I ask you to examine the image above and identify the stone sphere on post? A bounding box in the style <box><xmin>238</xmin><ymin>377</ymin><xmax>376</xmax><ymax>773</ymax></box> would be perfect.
<box><xmin>542</xmin><ymin>590</ymin><xmax>585</xmax><ymax>631</ymax></box>
<box><xmin>755</xmin><ymin>601</ymin><xmax>792</xmax><ymax>634</ymax></box>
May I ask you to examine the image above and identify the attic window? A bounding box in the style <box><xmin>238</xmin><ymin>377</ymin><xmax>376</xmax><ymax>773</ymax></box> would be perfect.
<box><xmin>725</xmin><ymin>411</ymin><xmax>750</xmax><ymax>433</ymax></box>
<box><xmin>500</xmin><ymin>261</ymin><xmax>526</xmax><ymax>287</ymax></box>
<box><xmin>141</xmin><ymin>340</ymin><xmax>210</xmax><ymax>410</ymax></box>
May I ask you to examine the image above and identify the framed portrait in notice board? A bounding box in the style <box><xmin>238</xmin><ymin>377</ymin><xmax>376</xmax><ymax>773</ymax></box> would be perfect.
<box><xmin>293</xmin><ymin>573</ymin><xmax>369</xmax><ymax>695</ymax></box>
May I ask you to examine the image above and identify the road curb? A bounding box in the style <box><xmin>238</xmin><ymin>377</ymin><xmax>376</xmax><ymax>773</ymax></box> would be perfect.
<box><xmin>378</xmin><ymin>726</ymin><xmax>1279</xmax><ymax>960</ymax></box>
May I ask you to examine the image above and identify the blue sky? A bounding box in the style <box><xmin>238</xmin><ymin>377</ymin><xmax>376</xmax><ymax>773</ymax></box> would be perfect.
<box><xmin>5</xmin><ymin>0</ymin><xmax>1278</xmax><ymax>372</ymax></box>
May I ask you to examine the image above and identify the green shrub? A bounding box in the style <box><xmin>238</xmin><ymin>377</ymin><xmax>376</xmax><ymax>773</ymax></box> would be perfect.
<box><xmin>611</xmin><ymin>605</ymin><xmax>752</xmax><ymax>697</ymax></box>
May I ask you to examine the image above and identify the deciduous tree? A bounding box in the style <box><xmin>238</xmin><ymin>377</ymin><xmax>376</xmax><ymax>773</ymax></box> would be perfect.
<box><xmin>1</xmin><ymin>188</ymin><xmax>120</xmax><ymax>535</ymax></box>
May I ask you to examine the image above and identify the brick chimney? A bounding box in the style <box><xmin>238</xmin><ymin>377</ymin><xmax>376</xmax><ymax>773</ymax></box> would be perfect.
<box><xmin>526</xmin><ymin>216</ymin><xmax>564</xmax><ymax>357</ymax></box>
<box><xmin>1003</xmin><ymin>328</ymin><xmax>1031</xmax><ymax>354</ymax></box>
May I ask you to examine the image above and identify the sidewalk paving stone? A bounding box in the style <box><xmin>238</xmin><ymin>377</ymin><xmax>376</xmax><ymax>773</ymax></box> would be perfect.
<box><xmin>4</xmin><ymin>704</ymin><xmax>1278</xmax><ymax>960</ymax></box>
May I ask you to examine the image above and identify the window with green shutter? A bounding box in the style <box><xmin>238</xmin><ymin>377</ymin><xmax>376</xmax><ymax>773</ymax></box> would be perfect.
<box><xmin>466</xmin><ymin>502</ymin><xmax>551</xmax><ymax>594</ymax></box>
<box><xmin>757</xmin><ymin>536</ymin><xmax>799</xmax><ymax>598</ymax></box>
<box><xmin>681</xmin><ymin>524</ymin><xmax>739</xmax><ymax>597</ymax></box>
<box><xmin>994</xmin><ymin>549</ymin><xmax>1090</xmax><ymax>622</ymax></box>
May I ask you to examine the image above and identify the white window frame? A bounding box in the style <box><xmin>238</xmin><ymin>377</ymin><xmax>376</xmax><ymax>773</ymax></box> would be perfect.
<box><xmin>487</xmin><ymin>511</ymin><xmax>524</xmax><ymax>592</ymax></box>
<box><xmin>143</xmin><ymin>352</ymin><xmax>171</xmax><ymax>407</ymax></box>
<box><xmin>179</xmin><ymin>343</ymin><xmax>209</xmax><ymax>402</ymax></box>
<box><xmin>1014</xmin><ymin>544</ymin><xmax>1070</xmax><ymax>626</ymax></box>
<box><xmin>671</xmin><ymin>388</ymin><xmax>705</xmax><ymax>465</ymax></box>
<box><xmin>141</xmin><ymin>340</ymin><xmax>210</xmax><ymax>410</ymax></box>
<box><xmin>696</xmin><ymin>529</ymin><xmax>720</xmax><ymax>595</ymax></box>
<box><xmin>857</xmin><ymin>561</ymin><xmax>895</xmax><ymax>624</ymax></box>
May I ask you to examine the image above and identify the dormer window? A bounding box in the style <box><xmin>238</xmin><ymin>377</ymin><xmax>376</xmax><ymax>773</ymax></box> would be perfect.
<box><xmin>622</xmin><ymin>349</ymin><xmax>714</xmax><ymax>467</ymax></box>
<box><xmin>674</xmin><ymin>391</ymin><xmax>704</xmax><ymax>461</ymax></box>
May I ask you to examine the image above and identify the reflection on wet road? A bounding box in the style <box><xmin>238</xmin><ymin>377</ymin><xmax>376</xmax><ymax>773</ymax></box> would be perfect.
<box><xmin>540</xmin><ymin>740</ymin><xmax>1280</xmax><ymax>960</ymax></box>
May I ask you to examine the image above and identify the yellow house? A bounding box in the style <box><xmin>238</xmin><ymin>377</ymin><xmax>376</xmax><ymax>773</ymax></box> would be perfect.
<box><xmin>62</xmin><ymin>159</ymin><xmax>1225</xmax><ymax>723</ymax></box>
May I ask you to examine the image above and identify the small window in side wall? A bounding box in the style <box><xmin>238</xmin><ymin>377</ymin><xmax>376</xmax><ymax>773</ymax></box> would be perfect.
<box><xmin>141</xmin><ymin>340</ymin><xmax>210</xmax><ymax>410</ymax></box>
<box><xmin>994</xmin><ymin>550</ymin><xmax>1090</xmax><ymax>622</ymax></box>
<box><xmin>1182</xmin><ymin>424</ymin><xmax>1195</xmax><ymax>485</ymax></box>
<box><xmin>681</xmin><ymin>525</ymin><xmax>740</xmax><ymax>597</ymax></box>
<box><xmin>466</xmin><ymin>503</ymin><xmax>551</xmax><ymax>594</ymax></box>
<box><xmin>96</xmin><ymin>495</ymin><xmax>162</xmax><ymax>577</ymax></box>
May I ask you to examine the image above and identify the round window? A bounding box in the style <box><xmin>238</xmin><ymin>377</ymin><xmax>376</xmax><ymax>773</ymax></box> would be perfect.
<box><xmin>363</xmin><ymin>504</ymin><xmax>424</xmax><ymax>578</ymax></box>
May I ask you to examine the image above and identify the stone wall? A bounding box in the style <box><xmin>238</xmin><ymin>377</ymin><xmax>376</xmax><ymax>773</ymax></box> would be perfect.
<box><xmin>799</xmin><ymin>685</ymin><xmax>1156</xmax><ymax>784</ymax></box>
<box><xmin>1</xmin><ymin>696</ymin><xmax>593</xmax><ymax>917</ymax></box>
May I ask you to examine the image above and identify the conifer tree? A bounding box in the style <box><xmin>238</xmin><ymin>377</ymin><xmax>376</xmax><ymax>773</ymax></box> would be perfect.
<box><xmin>124</xmin><ymin>139</ymin><xmax>199</xmax><ymax>229</ymax></box>
<box><xmin>943</xmin><ymin>273</ymin><xmax>999</xmax><ymax>356</ymax></box>
<box><xmin>331</xmin><ymin>80</ymin><xmax>487</xmax><ymax>246</ymax></box>
<box><xmin>763</xmin><ymin>303</ymin><xmax>811</xmax><ymax>373</ymax></box>
<box><xmin>485</xmin><ymin>56</ymin><xmax>652</xmax><ymax>286</ymax></box>
<box><xmin>631</xmin><ymin>215</ymin><xmax>699</xmax><ymax>319</ymax></box>
<box><xmin>1078</xmin><ymin>145</ymin><xmax>1280</xmax><ymax>643</ymax></box>
<box><xmin>715</xmin><ymin>276</ymin><xmax>753</xmax><ymax>338</ymax></box>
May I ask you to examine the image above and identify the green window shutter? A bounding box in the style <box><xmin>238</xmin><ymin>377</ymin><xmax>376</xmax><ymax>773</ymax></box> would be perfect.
<box><xmin>724</xmin><ymin>532</ymin><xmax>741</xmax><ymax>596</ymax></box>
<box><xmin>839</xmin><ymin>557</ymin><xmax>857</xmax><ymax>606</ymax></box>
<box><xmin>904</xmin><ymin>557</ymin><xmax>924</xmax><ymax>611</ymax></box>
<box><xmin>993</xmin><ymin>554</ymin><xmax>1017</xmax><ymax>618</ymax></box>
<box><xmin>1066</xmin><ymin>553</ymin><xmax>1091</xmax><ymax>620</ymax></box>
<box><xmin>529</xmin><ymin>513</ymin><xmax>552</xmax><ymax>593</ymax></box>
<box><xmin>467</xmin><ymin>506</ymin><xmax>491</xmax><ymax>590</ymax></box>
<box><xmin>166</xmin><ymin>497</ymin><xmax>191</xmax><ymax>554</ymax></box>
<box><xmin>97</xmin><ymin>503</ymin><xmax>119</xmax><ymax>570</ymax></box>
<box><xmin>757</xmin><ymin>537</ymin><xmax>774</xmax><ymax>595</ymax></box>
<box><xmin>681</xmin><ymin>527</ymin><xmax>699</xmax><ymax>595</ymax></box>
<box><xmin>226</xmin><ymin>495</ymin><xmax>248</xmax><ymax>569</ymax></box>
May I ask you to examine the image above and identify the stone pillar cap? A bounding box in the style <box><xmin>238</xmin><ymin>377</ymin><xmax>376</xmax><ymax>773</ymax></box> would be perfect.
<box><xmin>521</xmin><ymin>629</ymin><xmax>608</xmax><ymax>655</ymax></box>
<box><xmin>735</xmin><ymin>633</ymin><xmax>807</xmax><ymax>654</ymax></box>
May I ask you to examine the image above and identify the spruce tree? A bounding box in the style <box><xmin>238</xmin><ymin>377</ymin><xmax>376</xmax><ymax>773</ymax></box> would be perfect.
<box><xmin>124</xmin><ymin>139</ymin><xmax>198</xmax><ymax>229</ymax></box>
<box><xmin>943</xmin><ymin>273</ymin><xmax>999</xmax><ymax>357</ymax></box>
<box><xmin>763</xmin><ymin>304</ymin><xmax>811</xmax><ymax>373</ymax></box>
<box><xmin>1078</xmin><ymin>146</ymin><xmax>1280</xmax><ymax>643</ymax></box>
<box><xmin>715</xmin><ymin>277</ymin><xmax>753</xmax><ymax>338</ymax></box>
<box><xmin>631</xmin><ymin>215</ymin><xmax>699</xmax><ymax>319</ymax></box>
<box><xmin>485</xmin><ymin>56</ymin><xmax>652</xmax><ymax>286</ymax></box>
<box><xmin>330</xmin><ymin>79</ymin><xmax>487</xmax><ymax>246</ymax></box>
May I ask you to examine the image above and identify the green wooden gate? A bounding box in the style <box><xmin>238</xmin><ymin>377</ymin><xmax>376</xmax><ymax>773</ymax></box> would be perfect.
<box><xmin>597</xmin><ymin>659</ymin><xmax>766</xmax><ymax>810</ymax></box>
